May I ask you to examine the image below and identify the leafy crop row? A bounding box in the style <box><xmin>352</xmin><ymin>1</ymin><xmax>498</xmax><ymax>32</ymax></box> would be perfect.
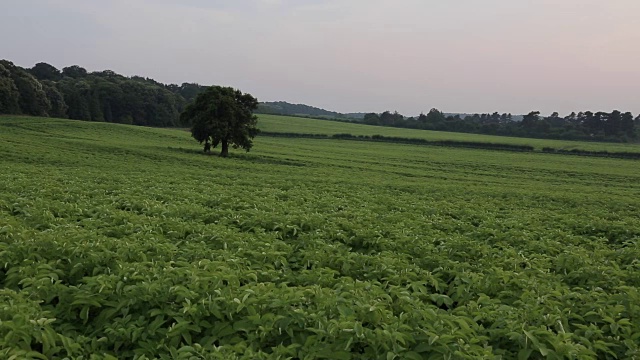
<box><xmin>1</xmin><ymin>118</ymin><xmax>640</xmax><ymax>359</ymax></box>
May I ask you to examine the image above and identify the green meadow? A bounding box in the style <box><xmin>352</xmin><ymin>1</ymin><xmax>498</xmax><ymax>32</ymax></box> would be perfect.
<box><xmin>1</xmin><ymin>116</ymin><xmax>640</xmax><ymax>359</ymax></box>
<box><xmin>258</xmin><ymin>114</ymin><xmax>640</xmax><ymax>152</ymax></box>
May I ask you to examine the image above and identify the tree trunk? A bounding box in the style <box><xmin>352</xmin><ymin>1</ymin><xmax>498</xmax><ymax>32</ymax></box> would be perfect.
<box><xmin>220</xmin><ymin>139</ymin><xmax>229</xmax><ymax>157</ymax></box>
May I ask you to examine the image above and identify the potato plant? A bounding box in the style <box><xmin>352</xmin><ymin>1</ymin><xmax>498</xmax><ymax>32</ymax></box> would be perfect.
<box><xmin>1</xmin><ymin>117</ymin><xmax>639</xmax><ymax>359</ymax></box>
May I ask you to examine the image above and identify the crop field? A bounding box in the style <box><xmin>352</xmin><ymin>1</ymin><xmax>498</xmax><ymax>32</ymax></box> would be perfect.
<box><xmin>1</xmin><ymin>116</ymin><xmax>640</xmax><ymax>359</ymax></box>
<box><xmin>258</xmin><ymin>114</ymin><xmax>640</xmax><ymax>152</ymax></box>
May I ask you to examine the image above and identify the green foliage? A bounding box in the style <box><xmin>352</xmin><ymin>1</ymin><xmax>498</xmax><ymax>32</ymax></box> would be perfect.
<box><xmin>55</xmin><ymin>72</ymin><xmax>183</xmax><ymax>126</ymax></box>
<box><xmin>181</xmin><ymin>86</ymin><xmax>259</xmax><ymax>157</ymax></box>
<box><xmin>0</xmin><ymin>63</ymin><xmax>21</xmax><ymax>114</ymax></box>
<box><xmin>2</xmin><ymin>117</ymin><xmax>640</xmax><ymax>359</ymax></box>
<box><xmin>1</xmin><ymin>60</ymin><xmax>50</xmax><ymax>116</ymax></box>
<box><xmin>0</xmin><ymin>59</ymin><xmax>207</xmax><ymax>127</ymax></box>
<box><xmin>256</xmin><ymin>101</ymin><xmax>364</xmax><ymax>120</ymax></box>
<box><xmin>424</xmin><ymin>108</ymin><xmax>447</xmax><ymax>125</ymax></box>
<box><xmin>365</xmin><ymin>108</ymin><xmax>637</xmax><ymax>142</ymax></box>
<box><xmin>29</xmin><ymin>62</ymin><xmax>62</xmax><ymax>81</ymax></box>
<box><xmin>62</xmin><ymin>65</ymin><xmax>88</xmax><ymax>79</ymax></box>
<box><xmin>41</xmin><ymin>80</ymin><xmax>68</xmax><ymax>118</ymax></box>
<box><xmin>57</xmin><ymin>78</ymin><xmax>91</xmax><ymax>120</ymax></box>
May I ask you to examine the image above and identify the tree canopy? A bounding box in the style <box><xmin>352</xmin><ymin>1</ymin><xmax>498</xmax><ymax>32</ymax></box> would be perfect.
<box><xmin>0</xmin><ymin>59</ymin><xmax>209</xmax><ymax>126</ymax></box>
<box><xmin>29</xmin><ymin>62</ymin><xmax>62</xmax><ymax>81</ymax></box>
<box><xmin>361</xmin><ymin>108</ymin><xmax>637</xmax><ymax>142</ymax></box>
<box><xmin>180</xmin><ymin>86</ymin><xmax>259</xmax><ymax>157</ymax></box>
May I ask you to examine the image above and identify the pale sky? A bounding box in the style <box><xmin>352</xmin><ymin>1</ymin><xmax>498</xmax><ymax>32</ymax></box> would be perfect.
<box><xmin>3</xmin><ymin>0</ymin><xmax>640</xmax><ymax>115</ymax></box>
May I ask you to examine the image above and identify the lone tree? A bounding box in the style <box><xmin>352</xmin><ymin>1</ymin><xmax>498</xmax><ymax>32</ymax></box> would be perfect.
<box><xmin>180</xmin><ymin>86</ymin><xmax>259</xmax><ymax>157</ymax></box>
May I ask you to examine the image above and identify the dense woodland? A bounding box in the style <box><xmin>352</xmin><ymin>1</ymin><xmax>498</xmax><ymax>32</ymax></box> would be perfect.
<box><xmin>257</xmin><ymin>101</ymin><xmax>366</xmax><ymax>120</ymax></box>
<box><xmin>1</xmin><ymin>59</ymin><xmax>639</xmax><ymax>142</ymax></box>
<box><xmin>363</xmin><ymin>109</ymin><xmax>639</xmax><ymax>142</ymax></box>
<box><xmin>0</xmin><ymin>60</ymin><xmax>207</xmax><ymax>127</ymax></box>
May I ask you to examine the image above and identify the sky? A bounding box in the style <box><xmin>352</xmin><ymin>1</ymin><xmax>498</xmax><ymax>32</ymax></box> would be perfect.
<box><xmin>2</xmin><ymin>0</ymin><xmax>640</xmax><ymax>115</ymax></box>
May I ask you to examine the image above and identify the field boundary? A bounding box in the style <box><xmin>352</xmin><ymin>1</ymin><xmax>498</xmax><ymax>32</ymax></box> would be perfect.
<box><xmin>260</xmin><ymin>131</ymin><xmax>640</xmax><ymax>159</ymax></box>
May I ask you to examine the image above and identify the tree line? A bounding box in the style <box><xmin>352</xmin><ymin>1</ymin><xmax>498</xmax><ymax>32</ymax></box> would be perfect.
<box><xmin>2</xmin><ymin>59</ymin><xmax>638</xmax><ymax>142</ymax></box>
<box><xmin>257</xmin><ymin>101</ymin><xmax>365</xmax><ymax>120</ymax></box>
<box><xmin>0</xmin><ymin>60</ymin><xmax>207</xmax><ymax>126</ymax></box>
<box><xmin>363</xmin><ymin>108</ymin><xmax>639</xmax><ymax>142</ymax></box>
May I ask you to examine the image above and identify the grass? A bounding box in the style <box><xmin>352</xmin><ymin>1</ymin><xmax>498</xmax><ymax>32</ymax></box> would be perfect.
<box><xmin>257</xmin><ymin>113</ymin><xmax>640</xmax><ymax>152</ymax></box>
<box><xmin>1</xmin><ymin>116</ymin><xmax>640</xmax><ymax>359</ymax></box>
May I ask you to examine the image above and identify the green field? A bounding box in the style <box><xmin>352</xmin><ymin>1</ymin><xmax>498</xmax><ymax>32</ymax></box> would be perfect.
<box><xmin>258</xmin><ymin>114</ymin><xmax>640</xmax><ymax>152</ymax></box>
<box><xmin>1</xmin><ymin>116</ymin><xmax>640</xmax><ymax>359</ymax></box>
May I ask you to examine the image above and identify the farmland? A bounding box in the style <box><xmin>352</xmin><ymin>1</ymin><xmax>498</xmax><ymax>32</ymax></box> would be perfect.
<box><xmin>1</xmin><ymin>116</ymin><xmax>640</xmax><ymax>359</ymax></box>
<box><xmin>258</xmin><ymin>114</ymin><xmax>640</xmax><ymax>152</ymax></box>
